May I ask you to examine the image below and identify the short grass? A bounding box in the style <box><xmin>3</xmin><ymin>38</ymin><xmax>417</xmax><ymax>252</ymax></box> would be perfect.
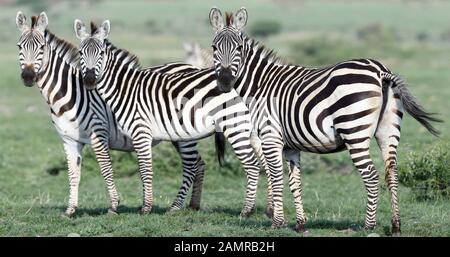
<box><xmin>0</xmin><ymin>0</ymin><xmax>449</xmax><ymax>236</ymax></box>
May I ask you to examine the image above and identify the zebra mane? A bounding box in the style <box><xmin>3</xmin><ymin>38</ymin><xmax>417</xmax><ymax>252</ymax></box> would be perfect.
<box><xmin>105</xmin><ymin>40</ymin><xmax>141</xmax><ymax>70</ymax></box>
<box><xmin>45</xmin><ymin>30</ymin><xmax>80</xmax><ymax>67</ymax></box>
<box><xmin>245</xmin><ymin>35</ymin><xmax>290</xmax><ymax>66</ymax></box>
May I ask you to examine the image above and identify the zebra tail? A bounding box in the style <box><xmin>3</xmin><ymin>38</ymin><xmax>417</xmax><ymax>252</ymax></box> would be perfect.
<box><xmin>382</xmin><ymin>72</ymin><xmax>443</xmax><ymax>137</ymax></box>
<box><xmin>215</xmin><ymin>132</ymin><xmax>226</xmax><ymax>166</ymax></box>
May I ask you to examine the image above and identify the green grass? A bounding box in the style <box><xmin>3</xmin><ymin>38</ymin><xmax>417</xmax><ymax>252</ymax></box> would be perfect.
<box><xmin>0</xmin><ymin>0</ymin><xmax>449</xmax><ymax>236</ymax></box>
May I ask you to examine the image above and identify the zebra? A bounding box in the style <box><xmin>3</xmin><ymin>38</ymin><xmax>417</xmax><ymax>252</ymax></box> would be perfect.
<box><xmin>208</xmin><ymin>7</ymin><xmax>441</xmax><ymax>233</ymax></box>
<box><xmin>15</xmin><ymin>11</ymin><xmax>211</xmax><ymax>217</ymax></box>
<box><xmin>183</xmin><ymin>42</ymin><xmax>214</xmax><ymax>68</ymax></box>
<box><xmin>73</xmin><ymin>19</ymin><xmax>268</xmax><ymax>217</ymax></box>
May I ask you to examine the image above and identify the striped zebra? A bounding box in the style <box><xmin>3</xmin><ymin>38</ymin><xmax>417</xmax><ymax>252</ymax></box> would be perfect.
<box><xmin>15</xmin><ymin>11</ymin><xmax>210</xmax><ymax>217</ymax></box>
<box><xmin>182</xmin><ymin>41</ymin><xmax>275</xmax><ymax>215</ymax></box>
<box><xmin>73</xmin><ymin>19</ymin><xmax>267</xmax><ymax>217</ymax></box>
<box><xmin>183</xmin><ymin>42</ymin><xmax>214</xmax><ymax>68</ymax></box>
<box><xmin>208</xmin><ymin>7</ymin><xmax>441</xmax><ymax>233</ymax></box>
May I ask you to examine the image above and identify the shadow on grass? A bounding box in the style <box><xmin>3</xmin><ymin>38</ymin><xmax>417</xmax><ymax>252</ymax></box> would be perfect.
<box><xmin>305</xmin><ymin>219</ymin><xmax>362</xmax><ymax>231</ymax></box>
<box><xmin>35</xmin><ymin>204</ymin><xmax>169</xmax><ymax>217</ymax></box>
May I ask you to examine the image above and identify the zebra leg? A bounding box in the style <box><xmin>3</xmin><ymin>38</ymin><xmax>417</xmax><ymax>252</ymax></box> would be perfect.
<box><xmin>90</xmin><ymin>132</ymin><xmax>120</xmax><ymax>215</ymax></box>
<box><xmin>169</xmin><ymin>141</ymin><xmax>203</xmax><ymax>211</ymax></box>
<box><xmin>375</xmin><ymin>86</ymin><xmax>403</xmax><ymax>235</ymax></box>
<box><xmin>262</xmin><ymin>138</ymin><xmax>286</xmax><ymax>228</ymax></box>
<box><xmin>283</xmin><ymin>149</ymin><xmax>306</xmax><ymax>232</ymax></box>
<box><xmin>221</xmin><ymin>127</ymin><xmax>261</xmax><ymax>217</ymax></box>
<box><xmin>132</xmin><ymin>133</ymin><xmax>154</xmax><ymax>214</ymax></box>
<box><xmin>377</xmin><ymin>136</ymin><xmax>401</xmax><ymax>235</ymax></box>
<box><xmin>346</xmin><ymin>143</ymin><xmax>379</xmax><ymax>230</ymax></box>
<box><xmin>62</xmin><ymin>140</ymin><xmax>83</xmax><ymax>217</ymax></box>
<box><xmin>249</xmin><ymin>131</ymin><xmax>273</xmax><ymax>218</ymax></box>
<box><xmin>189</xmin><ymin>155</ymin><xmax>205</xmax><ymax>210</ymax></box>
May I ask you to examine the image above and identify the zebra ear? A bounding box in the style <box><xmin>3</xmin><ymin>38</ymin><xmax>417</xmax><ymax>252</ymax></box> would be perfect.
<box><xmin>234</xmin><ymin>7</ymin><xmax>248</xmax><ymax>31</ymax></box>
<box><xmin>74</xmin><ymin>19</ymin><xmax>88</xmax><ymax>40</ymax></box>
<box><xmin>209</xmin><ymin>7</ymin><xmax>224</xmax><ymax>31</ymax></box>
<box><xmin>95</xmin><ymin>20</ymin><xmax>110</xmax><ymax>40</ymax></box>
<box><xmin>16</xmin><ymin>11</ymin><xmax>29</xmax><ymax>32</ymax></box>
<box><xmin>35</xmin><ymin>12</ymin><xmax>48</xmax><ymax>33</ymax></box>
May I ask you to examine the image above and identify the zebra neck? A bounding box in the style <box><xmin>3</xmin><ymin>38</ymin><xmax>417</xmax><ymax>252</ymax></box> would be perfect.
<box><xmin>36</xmin><ymin>31</ymin><xmax>81</xmax><ymax>114</ymax></box>
<box><xmin>96</xmin><ymin>42</ymin><xmax>142</xmax><ymax>100</ymax></box>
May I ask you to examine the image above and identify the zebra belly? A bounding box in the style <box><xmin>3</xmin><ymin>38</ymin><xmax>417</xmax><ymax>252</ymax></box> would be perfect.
<box><xmin>52</xmin><ymin>114</ymin><xmax>91</xmax><ymax>145</ymax></box>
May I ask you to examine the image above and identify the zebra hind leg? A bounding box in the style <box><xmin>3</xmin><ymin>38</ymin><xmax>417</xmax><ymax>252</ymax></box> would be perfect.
<box><xmin>62</xmin><ymin>141</ymin><xmax>84</xmax><ymax>218</ymax></box>
<box><xmin>283</xmin><ymin>149</ymin><xmax>306</xmax><ymax>232</ymax></box>
<box><xmin>169</xmin><ymin>141</ymin><xmax>202</xmax><ymax>211</ymax></box>
<box><xmin>90</xmin><ymin>133</ymin><xmax>120</xmax><ymax>215</ymax></box>
<box><xmin>189</xmin><ymin>155</ymin><xmax>205</xmax><ymax>210</ymax></box>
<box><xmin>346</xmin><ymin>141</ymin><xmax>380</xmax><ymax>230</ymax></box>
<box><xmin>375</xmin><ymin>86</ymin><xmax>403</xmax><ymax>235</ymax></box>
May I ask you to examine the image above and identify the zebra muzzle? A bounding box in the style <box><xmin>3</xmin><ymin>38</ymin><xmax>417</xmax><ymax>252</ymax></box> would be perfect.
<box><xmin>83</xmin><ymin>69</ymin><xmax>97</xmax><ymax>90</ymax></box>
<box><xmin>216</xmin><ymin>67</ymin><xmax>235</xmax><ymax>93</ymax></box>
<box><xmin>21</xmin><ymin>66</ymin><xmax>36</xmax><ymax>87</ymax></box>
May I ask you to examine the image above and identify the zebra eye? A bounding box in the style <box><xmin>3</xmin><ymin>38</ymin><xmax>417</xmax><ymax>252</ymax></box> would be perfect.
<box><xmin>236</xmin><ymin>45</ymin><xmax>243</xmax><ymax>51</ymax></box>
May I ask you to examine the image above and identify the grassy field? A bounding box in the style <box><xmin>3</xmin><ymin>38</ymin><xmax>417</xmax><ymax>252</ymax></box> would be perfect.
<box><xmin>0</xmin><ymin>0</ymin><xmax>449</xmax><ymax>236</ymax></box>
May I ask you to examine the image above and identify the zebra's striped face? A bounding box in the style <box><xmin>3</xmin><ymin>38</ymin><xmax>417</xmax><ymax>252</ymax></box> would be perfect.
<box><xmin>79</xmin><ymin>37</ymin><xmax>105</xmax><ymax>90</ymax></box>
<box><xmin>17</xmin><ymin>30</ymin><xmax>46</xmax><ymax>87</ymax></box>
<box><xmin>212</xmin><ymin>28</ymin><xmax>244</xmax><ymax>93</ymax></box>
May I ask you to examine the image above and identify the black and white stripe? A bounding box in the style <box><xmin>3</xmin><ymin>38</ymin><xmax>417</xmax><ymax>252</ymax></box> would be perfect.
<box><xmin>15</xmin><ymin>11</ymin><xmax>208</xmax><ymax>216</ymax></box>
<box><xmin>209</xmin><ymin>7</ymin><xmax>441</xmax><ymax>233</ymax></box>
<box><xmin>74</xmin><ymin>20</ymin><xmax>267</xmax><ymax>217</ymax></box>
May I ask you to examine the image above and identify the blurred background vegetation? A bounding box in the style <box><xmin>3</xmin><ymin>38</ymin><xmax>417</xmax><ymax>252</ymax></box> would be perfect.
<box><xmin>0</xmin><ymin>0</ymin><xmax>449</xmax><ymax>236</ymax></box>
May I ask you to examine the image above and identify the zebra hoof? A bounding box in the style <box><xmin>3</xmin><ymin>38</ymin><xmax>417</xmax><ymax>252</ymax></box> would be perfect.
<box><xmin>364</xmin><ymin>224</ymin><xmax>376</xmax><ymax>231</ymax></box>
<box><xmin>271</xmin><ymin>221</ymin><xmax>286</xmax><ymax>229</ymax></box>
<box><xmin>391</xmin><ymin>220</ymin><xmax>401</xmax><ymax>236</ymax></box>
<box><xmin>240</xmin><ymin>208</ymin><xmax>254</xmax><ymax>218</ymax></box>
<box><xmin>107</xmin><ymin>208</ymin><xmax>118</xmax><ymax>216</ymax></box>
<box><xmin>188</xmin><ymin>204</ymin><xmax>201</xmax><ymax>211</ymax></box>
<box><xmin>140</xmin><ymin>207</ymin><xmax>152</xmax><ymax>215</ymax></box>
<box><xmin>62</xmin><ymin>208</ymin><xmax>76</xmax><ymax>218</ymax></box>
<box><xmin>168</xmin><ymin>206</ymin><xmax>182</xmax><ymax>213</ymax></box>
<box><xmin>294</xmin><ymin>222</ymin><xmax>306</xmax><ymax>233</ymax></box>
<box><xmin>265</xmin><ymin>207</ymin><xmax>274</xmax><ymax>219</ymax></box>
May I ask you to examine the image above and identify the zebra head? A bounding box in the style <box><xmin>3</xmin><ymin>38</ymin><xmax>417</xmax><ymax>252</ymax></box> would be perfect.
<box><xmin>74</xmin><ymin>19</ymin><xmax>110</xmax><ymax>90</ymax></box>
<box><xmin>16</xmin><ymin>11</ymin><xmax>49</xmax><ymax>87</ymax></box>
<box><xmin>209</xmin><ymin>7</ymin><xmax>248</xmax><ymax>93</ymax></box>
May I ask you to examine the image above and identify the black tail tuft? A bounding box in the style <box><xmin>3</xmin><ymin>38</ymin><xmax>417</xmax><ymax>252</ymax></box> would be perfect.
<box><xmin>388</xmin><ymin>74</ymin><xmax>443</xmax><ymax>137</ymax></box>
<box><xmin>215</xmin><ymin>132</ymin><xmax>226</xmax><ymax>166</ymax></box>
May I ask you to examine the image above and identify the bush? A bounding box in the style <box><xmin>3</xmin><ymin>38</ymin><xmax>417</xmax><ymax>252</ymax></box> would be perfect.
<box><xmin>398</xmin><ymin>142</ymin><xmax>450</xmax><ymax>200</ymax></box>
<box><xmin>249</xmin><ymin>20</ymin><xmax>282</xmax><ymax>38</ymax></box>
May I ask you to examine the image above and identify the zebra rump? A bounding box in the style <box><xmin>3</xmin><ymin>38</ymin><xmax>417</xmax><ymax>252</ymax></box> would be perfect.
<box><xmin>384</xmin><ymin>73</ymin><xmax>442</xmax><ymax>136</ymax></box>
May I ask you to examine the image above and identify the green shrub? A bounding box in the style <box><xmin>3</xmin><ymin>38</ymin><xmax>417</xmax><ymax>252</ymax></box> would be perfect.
<box><xmin>398</xmin><ymin>142</ymin><xmax>450</xmax><ymax>200</ymax></box>
<box><xmin>249</xmin><ymin>20</ymin><xmax>282</xmax><ymax>38</ymax></box>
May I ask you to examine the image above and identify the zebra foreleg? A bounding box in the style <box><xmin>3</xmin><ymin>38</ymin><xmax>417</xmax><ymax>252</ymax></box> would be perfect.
<box><xmin>132</xmin><ymin>132</ymin><xmax>154</xmax><ymax>214</ymax></box>
<box><xmin>249</xmin><ymin>131</ymin><xmax>273</xmax><ymax>218</ymax></box>
<box><xmin>262</xmin><ymin>139</ymin><xmax>286</xmax><ymax>229</ymax></box>
<box><xmin>90</xmin><ymin>132</ymin><xmax>120</xmax><ymax>215</ymax></box>
<box><xmin>283</xmin><ymin>149</ymin><xmax>306</xmax><ymax>232</ymax></box>
<box><xmin>221</xmin><ymin>127</ymin><xmax>261</xmax><ymax>218</ymax></box>
<box><xmin>169</xmin><ymin>141</ymin><xmax>203</xmax><ymax>211</ymax></box>
<box><xmin>62</xmin><ymin>140</ymin><xmax>83</xmax><ymax>217</ymax></box>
